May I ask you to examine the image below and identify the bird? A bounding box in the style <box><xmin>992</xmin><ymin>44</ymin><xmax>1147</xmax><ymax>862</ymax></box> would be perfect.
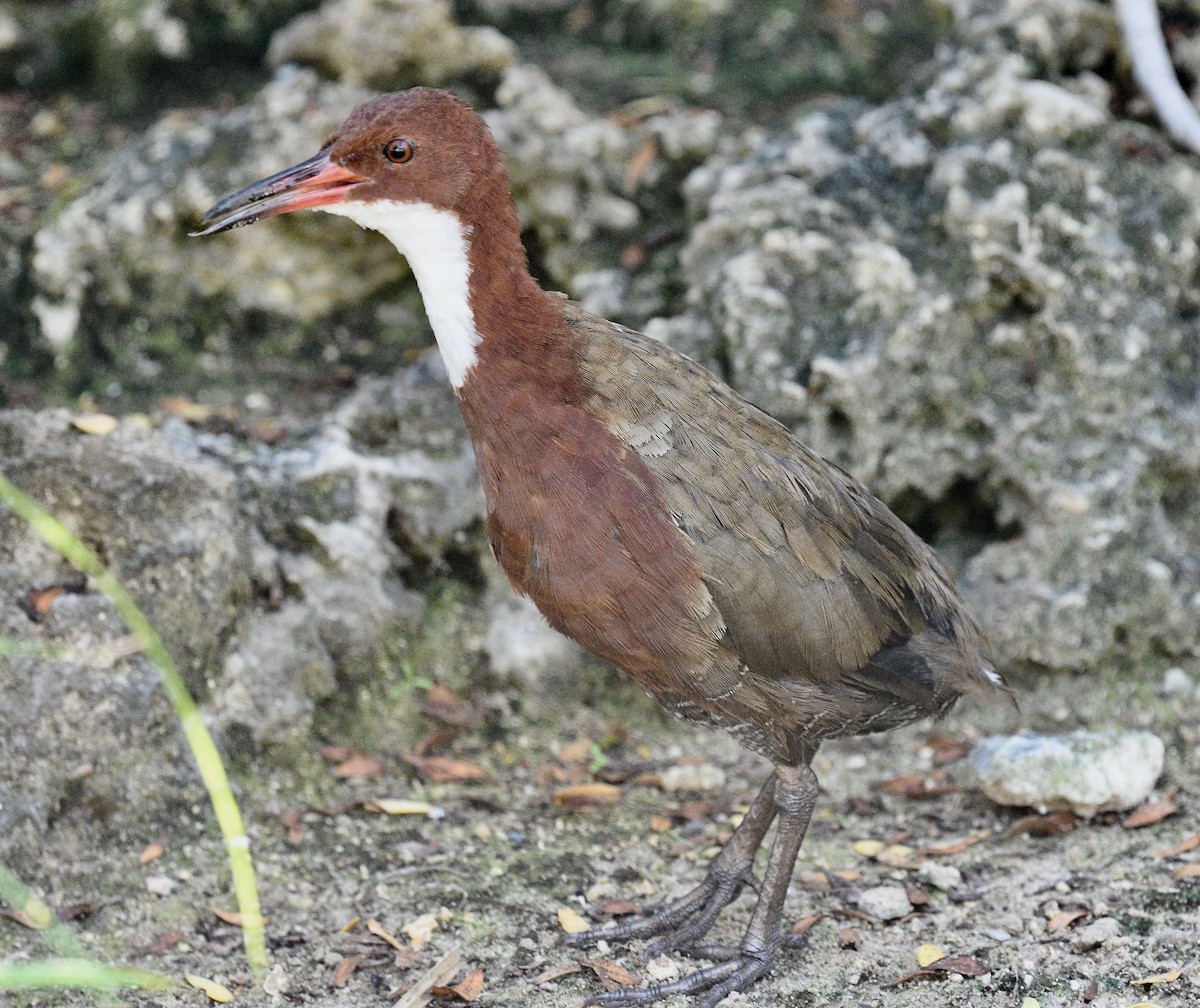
<box><xmin>196</xmin><ymin>87</ymin><xmax>1009</xmax><ymax>1007</ymax></box>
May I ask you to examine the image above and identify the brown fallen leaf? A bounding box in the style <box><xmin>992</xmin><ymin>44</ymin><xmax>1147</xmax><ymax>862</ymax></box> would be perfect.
<box><xmin>1173</xmin><ymin>863</ymin><xmax>1200</xmax><ymax>879</ymax></box>
<box><xmin>330</xmin><ymin>954</ymin><xmax>362</xmax><ymax>988</ymax></box>
<box><xmin>403</xmin><ymin>753</ymin><xmax>486</xmax><ymax>783</ymax></box>
<box><xmin>531</xmin><ymin>963</ymin><xmax>582</xmax><ymax>985</ymax></box>
<box><xmin>837</xmin><ymin>927</ymin><xmax>861</xmax><ymax>949</ymax></box>
<box><xmin>623</xmin><ymin>137</ymin><xmax>657</xmax><ymax>193</ymax></box>
<box><xmin>18</xmin><ymin>575</ymin><xmax>88</xmax><ymax>623</ymax></box>
<box><xmin>334</xmin><ymin>754</ymin><xmax>386</xmax><ymax>779</ymax></box>
<box><xmin>556</xmin><ymin>737</ymin><xmax>593</xmax><ymax>764</ymax></box>
<box><xmin>320</xmin><ymin>744</ymin><xmax>354</xmax><ymax>763</ymax></box>
<box><xmin>553</xmin><ymin>783</ymin><xmax>621</xmax><ymax>809</ymax></box>
<box><xmin>925</xmin><ymin>733</ymin><xmax>972</xmax><ymax>764</ymax></box>
<box><xmin>927</xmin><ymin>954</ymin><xmax>989</xmax><ymax>976</ymax></box>
<box><xmin>140</xmin><ymin>930</ymin><xmax>184</xmax><ymax>955</ymax></box>
<box><xmin>588</xmin><ymin>958</ymin><xmax>639</xmax><ymax>990</ymax></box>
<box><xmin>423</xmin><ymin>684</ymin><xmax>475</xmax><ymax>727</ymax></box>
<box><xmin>139</xmin><ymin>841</ymin><xmax>166</xmax><ymax>864</ymax></box>
<box><xmin>649</xmin><ymin>814</ymin><xmax>672</xmax><ymax>833</ymax></box>
<box><xmin>885</xmin><ymin>968</ymin><xmax>941</xmax><ymax>987</ymax></box>
<box><xmin>1010</xmin><ymin>811</ymin><xmax>1078</xmax><ymax>836</ymax></box>
<box><xmin>880</xmin><ymin>771</ymin><xmax>960</xmax><ymax>799</ymax></box>
<box><xmin>212</xmin><ymin>908</ymin><xmax>267</xmax><ymax>927</ymax></box>
<box><xmin>600</xmin><ymin>898</ymin><xmax>638</xmax><ymax>917</ymax></box>
<box><xmin>432</xmin><ymin>966</ymin><xmax>484</xmax><ymax>1002</ymax></box>
<box><xmin>1154</xmin><ymin>831</ymin><xmax>1200</xmax><ymax>857</ymax></box>
<box><xmin>1047</xmin><ymin>908</ymin><xmax>1089</xmax><ymax>932</ymax></box>
<box><xmin>789</xmin><ymin>912</ymin><xmax>825</xmax><ymax>936</ymax></box>
<box><xmin>1123</xmin><ymin>797</ymin><xmax>1177</xmax><ymax>829</ymax></box>
<box><xmin>916</xmin><ymin>832</ymin><xmax>988</xmax><ymax>856</ymax></box>
<box><xmin>1132</xmin><ymin>965</ymin><xmax>1183</xmax><ymax>986</ymax></box>
<box><xmin>364</xmin><ymin>799</ymin><xmax>434</xmax><ymax>816</ymax></box>
<box><xmin>905</xmin><ymin>885</ymin><xmax>930</xmax><ymax>907</ymax></box>
<box><xmin>367</xmin><ymin>918</ymin><xmax>407</xmax><ymax>950</ymax></box>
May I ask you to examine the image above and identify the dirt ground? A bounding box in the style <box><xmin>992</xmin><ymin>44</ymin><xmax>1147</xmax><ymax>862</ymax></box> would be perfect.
<box><xmin>3</xmin><ymin>662</ymin><xmax>1198</xmax><ymax>1008</ymax></box>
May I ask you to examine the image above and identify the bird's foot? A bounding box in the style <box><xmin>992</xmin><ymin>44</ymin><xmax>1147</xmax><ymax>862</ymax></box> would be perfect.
<box><xmin>582</xmin><ymin>945</ymin><xmax>777</xmax><ymax>1008</ymax></box>
<box><xmin>565</xmin><ymin>865</ymin><xmax>754</xmax><ymax>955</ymax></box>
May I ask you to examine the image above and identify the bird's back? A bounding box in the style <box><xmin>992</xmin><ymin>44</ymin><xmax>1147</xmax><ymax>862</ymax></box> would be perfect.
<box><xmin>569</xmin><ymin>303</ymin><xmax>1005</xmax><ymax>760</ymax></box>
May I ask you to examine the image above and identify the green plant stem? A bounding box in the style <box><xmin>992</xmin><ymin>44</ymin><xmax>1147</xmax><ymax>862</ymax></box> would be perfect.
<box><xmin>0</xmin><ymin>959</ymin><xmax>171</xmax><ymax>992</ymax></box>
<box><xmin>0</xmin><ymin>472</ymin><xmax>267</xmax><ymax>974</ymax></box>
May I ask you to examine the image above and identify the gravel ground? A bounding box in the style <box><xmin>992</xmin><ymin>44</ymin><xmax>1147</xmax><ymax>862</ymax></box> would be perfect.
<box><xmin>3</xmin><ymin>662</ymin><xmax>1197</xmax><ymax>1008</ymax></box>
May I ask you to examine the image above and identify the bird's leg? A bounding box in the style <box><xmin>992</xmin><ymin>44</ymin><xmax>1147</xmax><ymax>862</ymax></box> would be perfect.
<box><xmin>567</xmin><ymin>771</ymin><xmax>777</xmax><ymax>954</ymax></box>
<box><xmin>583</xmin><ymin>762</ymin><xmax>818</xmax><ymax>1008</ymax></box>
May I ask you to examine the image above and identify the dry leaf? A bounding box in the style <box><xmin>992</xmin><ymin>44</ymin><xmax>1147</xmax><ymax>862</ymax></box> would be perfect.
<box><xmin>837</xmin><ymin>928</ymin><xmax>861</xmax><ymax>949</ymax></box>
<box><xmin>649</xmin><ymin>815</ymin><xmax>672</xmax><ymax>833</ymax></box>
<box><xmin>556</xmin><ymin>906</ymin><xmax>589</xmax><ymax>934</ymax></box>
<box><xmin>880</xmin><ymin>772</ymin><xmax>959</xmax><ymax>799</ymax></box>
<box><xmin>212</xmin><ymin>908</ymin><xmax>267</xmax><ymax>927</ymax></box>
<box><xmin>330</xmin><ymin>955</ymin><xmax>362</xmax><ymax>988</ymax></box>
<box><xmin>403</xmin><ymin>753</ymin><xmax>486</xmax><ymax>783</ymax></box>
<box><xmin>917</xmin><ymin>944</ymin><xmax>945</xmax><ymax>967</ymax></box>
<box><xmin>1132</xmin><ymin>966</ymin><xmax>1183</xmax><ymax>986</ymax></box>
<box><xmin>334</xmin><ymin>754</ymin><xmax>385</xmax><ymax>779</ymax></box>
<box><xmin>1047</xmin><ymin>908</ymin><xmax>1089</xmax><ymax>932</ymax></box>
<box><xmin>623</xmin><ymin>137</ymin><xmax>657</xmax><ymax>192</ymax></box>
<box><xmin>320</xmin><ymin>744</ymin><xmax>353</xmax><ymax>763</ymax></box>
<box><xmin>1154</xmin><ymin>831</ymin><xmax>1200</xmax><ymax>858</ymax></box>
<box><xmin>139</xmin><ymin>842</ymin><xmax>165</xmax><ymax>865</ymax></box>
<box><xmin>365</xmin><ymin>799</ymin><xmax>434</xmax><ymax>816</ymax></box>
<box><xmin>531</xmin><ymin>963</ymin><xmax>582</xmax><ymax>985</ymax></box>
<box><xmin>140</xmin><ymin>930</ymin><xmax>183</xmax><ymax>955</ymax></box>
<box><xmin>366</xmin><ymin>918</ymin><xmax>406</xmax><ymax>950</ymax></box>
<box><xmin>916</xmin><ymin>832</ymin><xmax>988</xmax><ymax>856</ymax></box>
<box><xmin>184</xmin><ymin>974</ymin><xmax>233</xmax><ymax>1002</ymax></box>
<box><xmin>876</xmin><ymin>843</ymin><xmax>918</xmax><ymax>868</ymax></box>
<box><xmin>588</xmin><ymin>958</ymin><xmax>639</xmax><ymax>990</ymax></box>
<box><xmin>600</xmin><ymin>898</ymin><xmax>638</xmax><ymax>917</ymax></box>
<box><xmin>1123</xmin><ymin>798</ymin><xmax>1177</xmax><ymax>829</ymax></box>
<box><xmin>928</xmin><ymin>954</ymin><xmax>989</xmax><ymax>976</ymax></box>
<box><xmin>553</xmin><ymin>783</ymin><xmax>621</xmax><ymax>809</ymax></box>
<box><xmin>401</xmin><ymin>913</ymin><xmax>439</xmax><ymax>948</ymax></box>
<box><xmin>556</xmin><ymin>737</ymin><xmax>593</xmax><ymax>763</ymax></box>
<box><xmin>789</xmin><ymin>913</ymin><xmax>825</xmax><ymax>936</ymax></box>
<box><xmin>852</xmin><ymin>839</ymin><xmax>884</xmax><ymax>857</ymax></box>
<box><xmin>1173</xmin><ymin>863</ymin><xmax>1200</xmax><ymax>879</ymax></box>
<box><xmin>432</xmin><ymin>967</ymin><xmax>484</xmax><ymax>1002</ymax></box>
<box><xmin>905</xmin><ymin>885</ymin><xmax>930</xmax><ymax>907</ymax></box>
<box><xmin>423</xmin><ymin>684</ymin><xmax>474</xmax><ymax>727</ymax></box>
<box><xmin>1010</xmin><ymin>811</ymin><xmax>1077</xmax><ymax>836</ymax></box>
<box><xmin>885</xmin><ymin>969</ymin><xmax>941</xmax><ymax>987</ymax></box>
<box><xmin>72</xmin><ymin>413</ymin><xmax>118</xmax><ymax>435</ymax></box>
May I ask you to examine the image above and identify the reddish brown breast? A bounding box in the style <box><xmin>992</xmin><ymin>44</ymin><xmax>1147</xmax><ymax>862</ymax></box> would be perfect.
<box><xmin>457</xmin><ymin>344</ymin><xmax>724</xmax><ymax>694</ymax></box>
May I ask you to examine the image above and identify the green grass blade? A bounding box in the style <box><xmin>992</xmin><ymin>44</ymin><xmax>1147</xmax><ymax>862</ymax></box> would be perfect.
<box><xmin>0</xmin><ymin>471</ymin><xmax>267</xmax><ymax>974</ymax></box>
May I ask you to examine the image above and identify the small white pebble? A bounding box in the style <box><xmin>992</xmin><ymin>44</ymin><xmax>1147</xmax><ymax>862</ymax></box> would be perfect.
<box><xmin>644</xmin><ymin>955</ymin><xmax>680</xmax><ymax>982</ymax></box>
<box><xmin>145</xmin><ymin>875</ymin><xmax>175</xmax><ymax>896</ymax></box>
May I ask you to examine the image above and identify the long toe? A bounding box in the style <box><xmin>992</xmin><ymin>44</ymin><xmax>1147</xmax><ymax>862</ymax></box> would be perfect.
<box><xmin>582</xmin><ymin>950</ymin><xmax>775</xmax><ymax>1008</ymax></box>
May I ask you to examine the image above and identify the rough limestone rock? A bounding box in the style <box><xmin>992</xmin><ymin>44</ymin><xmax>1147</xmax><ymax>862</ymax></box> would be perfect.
<box><xmin>969</xmin><ymin>730</ymin><xmax>1166</xmax><ymax>816</ymax></box>
<box><xmin>0</xmin><ymin>407</ymin><xmax>249</xmax><ymax>862</ymax></box>
<box><xmin>650</xmin><ymin>0</ymin><xmax>1200</xmax><ymax>675</ymax></box>
<box><xmin>268</xmin><ymin>0</ymin><xmax>515</xmax><ymax>88</ymax></box>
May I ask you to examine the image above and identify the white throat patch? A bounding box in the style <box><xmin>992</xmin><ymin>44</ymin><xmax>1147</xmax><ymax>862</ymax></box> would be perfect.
<box><xmin>323</xmin><ymin>200</ymin><xmax>479</xmax><ymax>389</ymax></box>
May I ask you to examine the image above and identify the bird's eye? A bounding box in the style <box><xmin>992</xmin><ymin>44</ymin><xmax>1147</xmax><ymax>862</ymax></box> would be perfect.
<box><xmin>383</xmin><ymin>138</ymin><xmax>415</xmax><ymax>164</ymax></box>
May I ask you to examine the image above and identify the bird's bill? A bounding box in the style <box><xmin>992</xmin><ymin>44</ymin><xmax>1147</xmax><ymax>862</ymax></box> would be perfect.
<box><xmin>191</xmin><ymin>149</ymin><xmax>368</xmax><ymax>236</ymax></box>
